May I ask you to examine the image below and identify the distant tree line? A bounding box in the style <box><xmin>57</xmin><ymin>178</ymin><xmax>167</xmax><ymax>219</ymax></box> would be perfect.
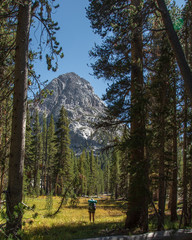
<box><xmin>24</xmin><ymin>106</ymin><xmax>105</xmax><ymax>197</ymax></box>
<box><xmin>22</xmin><ymin>106</ymin><xmax>133</xmax><ymax>200</ymax></box>
<box><xmin>0</xmin><ymin>103</ymin><xmax>128</xmax><ymax>201</ymax></box>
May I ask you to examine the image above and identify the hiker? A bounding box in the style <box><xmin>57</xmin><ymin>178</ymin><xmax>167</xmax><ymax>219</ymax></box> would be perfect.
<box><xmin>88</xmin><ymin>198</ymin><xmax>97</xmax><ymax>223</ymax></box>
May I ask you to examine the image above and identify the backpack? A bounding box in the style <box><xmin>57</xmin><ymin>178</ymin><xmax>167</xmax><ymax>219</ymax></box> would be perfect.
<box><xmin>89</xmin><ymin>201</ymin><xmax>96</xmax><ymax>210</ymax></box>
<box><xmin>93</xmin><ymin>202</ymin><xmax>96</xmax><ymax>210</ymax></box>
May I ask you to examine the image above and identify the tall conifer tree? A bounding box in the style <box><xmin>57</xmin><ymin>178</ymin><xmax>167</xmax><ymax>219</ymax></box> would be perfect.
<box><xmin>32</xmin><ymin>110</ymin><xmax>42</xmax><ymax>196</ymax></box>
<box><xmin>3</xmin><ymin>0</ymin><xmax>63</xmax><ymax>234</ymax></box>
<box><xmin>41</xmin><ymin>113</ymin><xmax>47</xmax><ymax>194</ymax></box>
<box><xmin>87</xmin><ymin>0</ymin><xmax>149</xmax><ymax>230</ymax></box>
<box><xmin>79</xmin><ymin>150</ymin><xmax>87</xmax><ymax>196</ymax></box>
<box><xmin>103</xmin><ymin>155</ymin><xmax>110</xmax><ymax>195</ymax></box>
<box><xmin>24</xmin><ymin>109</ymin><xmax>33</xmax><ymax>195</ymax></box>
<box><xmin>47</xmin><ymin>115</ymin><xmax>56</xmax><ymax>194</ymax></box>
<box><xmin>55</xmin><ymin>106</ymin><xmax>72</xmax><ymax>195</ymax></box>
<box><xmin>89</xmin><ymin>150</ymin><xmax>97</xmax><ymax>195</ymax></box>
<box><xmin>110</xmin><ymin>150</ymin><xmax>120</xmax><ymax>199</ymax></box>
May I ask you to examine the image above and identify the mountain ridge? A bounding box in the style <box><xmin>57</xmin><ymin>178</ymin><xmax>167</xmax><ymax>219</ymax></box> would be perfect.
<box><xmin>34</xmin><ymin>72</ymin><xmax>105</xmax><ymax>152</ymax></box>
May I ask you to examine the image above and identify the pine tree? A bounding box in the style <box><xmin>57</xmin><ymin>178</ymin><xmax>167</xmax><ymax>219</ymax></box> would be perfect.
<box><xmin>147</xmin><ymin>32</ymin><xmax>177</xmax><ymax>229</ymax></box>
<box><xmin>41</xmin><ymin>113</ymin><xmax>47</xmax><ymax>194</ymax></box>
<box><xmin>55</xmin><ymin>106</ymin><xmax>72</xmax><ymax>195</ymax></box>
<box><xmin>89</xmin><ymin>150</ymin><xmax>97</xmax><ymax>195</ymax></box>
<box><xmin>32</xmin><ymin>110</ymin><xmax>42</xmax><ymax>196</ymax></box>
<box><xmin>103</xmin><ymin>154</ymin><xmax>110</xmax><ymax>195</ymax></box>
<box><xmin>47</xmin><ymin>115</ymin><xmax>56</xmax><ymax>194</ymax></box>
<box><xmin>0</xmin><ymin>98</ymin><xmax>12</xmax><ymax>201</ymax></box>
<box><xmin>72</xmin><ymin>153</ymin><xmax>80</xmax><ymax>196</ymax></box>
<box><xmin>86</xmin><ymin>151</ymin><xmax>91</xmax><ymax>195</ymax></box>
<box><xmin>156</xmin><ymin>0</ymin><xmax>192</xmax><ymax>100</ymax></box>
<box><xmin>0</xmin><ymin>2</ymin><xmax>15</xmax><ymax>201</ymax></box>
<box><xmin>98</xmin><ymin>168</ymin><xmax>104</xmax><ymax>195</ymax></box>
<box><xmin>0</xmin><ymin>0</ymin><xmax>15</xmax><ymax>103</ymax></box>
<box><xmin>182</xmin><ymin>0</ymin><xmax>192</xmax><ymax>225</ymax></box>
<box><xmin>79</xmin><ymin>150</ymin><xmax>87</xmax><ymax>196</ymax></box>
<box><xmin>119</xmin><ymin>128</ymin><xmax>130</xmax><ymax>200</ymax></box>
<box><xmin>4</xmin><ymin>0</ymin><xmax>63</xmax><ymax>235</ymax></box>
<box><xmin>87</xmin><ymin>0</ymin><xmax>149</xmax><ymax>230</ymax></box>
<box><xmin>96</xmin><ymin>155</ymin><xmax>104</xmax><ymax>195</ymax></box>
<box><xmin>182</xmin><ymin>91</ymin><xmax>189</xmax><ymax>226</ymax></box>
<box><xmin>6</xmin><ymin>2</ymin><xmax>31</xmax><ymax>234</ymax></box>
<box><xmin>170</xmin><ymin>66</ymin><xmax>179</xmax><ymax>222</ymax></box>
<box><xmin>110</xmin><ymin>150</ymin><xmax>120</xmax><ymax>199</ymax></box>
<box><xmin>24</xmin><ymin>108</ymin><xmax>33</xmax><ymax>195</ymax></box>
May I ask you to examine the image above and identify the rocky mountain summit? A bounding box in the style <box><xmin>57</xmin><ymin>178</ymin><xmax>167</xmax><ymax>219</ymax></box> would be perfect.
<box><xmin>35</xmin><ymin>72</ymin><xmax>105</xmax><ymax>152</ymax></box>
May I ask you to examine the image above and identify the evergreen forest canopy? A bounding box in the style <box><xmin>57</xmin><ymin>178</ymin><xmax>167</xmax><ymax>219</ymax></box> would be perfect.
<box><xmin>0</xmin><ymin>0</ymin><xmax>192</xmax><ymax>239</ymax></box>
<box><xmin>24</xmin><ymin>106</ymin><xmax>107</xmax><ymax>198</ymax></box>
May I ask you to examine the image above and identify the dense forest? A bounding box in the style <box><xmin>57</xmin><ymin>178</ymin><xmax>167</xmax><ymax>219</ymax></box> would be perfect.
<box><xmin>23</xmin><ymin>106</ymin><xmax>108</xmax><ymax>198</ymax></box>
<box><xmin>0</xmin><ymin>0</ymin><xmax>192</xmax><ymax>239</ymax></box>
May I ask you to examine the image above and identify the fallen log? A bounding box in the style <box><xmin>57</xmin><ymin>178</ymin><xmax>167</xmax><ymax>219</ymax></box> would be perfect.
<box><xmin>78</xmin><ymin>229</ymin><xmax>192</xmax><ymax>240</ymax></box>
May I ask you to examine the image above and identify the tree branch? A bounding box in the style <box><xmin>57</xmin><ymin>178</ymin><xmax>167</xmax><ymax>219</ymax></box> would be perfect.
<box><xmin>156</xmin><ymin>0</ymin><xmax>192</xmax><ymax>102</ymax></box>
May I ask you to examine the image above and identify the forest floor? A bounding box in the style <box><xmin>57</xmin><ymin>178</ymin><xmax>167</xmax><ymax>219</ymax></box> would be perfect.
<box><xmin>0</xmin><ymin>195</ymin><xmax>126</xmax><ymax>239</ymax></box>
<box><xmin>0</xmin><ymin>195</ymin><xmax>191</xmax><ymax>240</ymax></box>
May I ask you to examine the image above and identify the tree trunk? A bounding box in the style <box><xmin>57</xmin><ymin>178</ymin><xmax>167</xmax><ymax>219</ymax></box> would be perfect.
<box><xmin>182</xmin><ymin>9</ymin><xmax>191</xmax><ymax>225</ymax></box>
<box><xmin>125</xmin><ymin>0</ymin><xmax>148</xmax><ymax>232</ymax></box>
<box><xmin>156</xmin><ymin>0</ymin><xmax>192</xmax><ymax>101</ymax></box>
<box><xmin>6</xmin><ymin>1</ymin><xmax>31</xmax><ymax>236</ymax></box>
<box><xmin>188</xmin><ymin>155</ymin><xmax>192</xmax><ymax>224</ymax></box>
<box><xmin>182</xmin><ymin>93</ymin><xmax>188</xmax><ymax>226</ymax></box>
<box><xmin>170</xmin><ymin>76</ymin><xmax>178</xmax><ymax>222</ymax></box>
<box><xmin>187</xmin><ymin>2</ymin><xmax>192</xmax><ymax>223</ymax></box>
<box><xmin>158</xmin><ymin>85</ymin><xmax>166</xmax><ymax>231</ymax></box>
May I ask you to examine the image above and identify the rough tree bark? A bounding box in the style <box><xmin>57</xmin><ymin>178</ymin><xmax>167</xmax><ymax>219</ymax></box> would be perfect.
<box><xmin>125</xmin><ymin>0</ymin><xmax>148</xmax><ymax>232</ymax></box>
<box><xmin>6</xmin><ymin>0</ymin><xmax>31</xmax><ymax>236</ymax></box>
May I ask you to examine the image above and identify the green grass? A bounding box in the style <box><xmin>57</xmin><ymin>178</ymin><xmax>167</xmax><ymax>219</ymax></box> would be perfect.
<box><xmin>1</xmin><ymin>196</ymin><xmax>187</xmax><ymax>239</ymax></box>
<box><xmin>0</xmin><ymin>196</ymin><xmax>126</xmax><ymax>240</ymax></box>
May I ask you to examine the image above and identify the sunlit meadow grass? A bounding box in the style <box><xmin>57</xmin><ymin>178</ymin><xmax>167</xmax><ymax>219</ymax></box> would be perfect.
<box><xmin>0</xmin><ymin>196</ymin><xmax>126</xmax><ymax>240</ymax></box>
<box><xmin>0</xmin><ymin>196</ymin><xmax>185</xmax><ymax>239</ymax></box>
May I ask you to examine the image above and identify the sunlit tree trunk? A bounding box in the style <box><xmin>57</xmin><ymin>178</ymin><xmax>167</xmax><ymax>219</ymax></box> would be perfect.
<box><xmin>6</xmin><ymin>1</ymin><xmax>31</xmax><ymax>236</ymax></box>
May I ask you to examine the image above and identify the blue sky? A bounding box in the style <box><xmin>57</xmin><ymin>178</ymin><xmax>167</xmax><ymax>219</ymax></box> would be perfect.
<box><xmin>33</xmin><ymin>0</ymin><xmax>185</xmax><ymax>99</ymax></box>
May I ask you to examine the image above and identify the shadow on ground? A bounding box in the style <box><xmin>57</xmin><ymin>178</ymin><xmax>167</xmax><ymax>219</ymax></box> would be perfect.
<box><xmin>21</xmin><ymin>221</ymin><xmax>125</xmax><ymax>240</ymax></box>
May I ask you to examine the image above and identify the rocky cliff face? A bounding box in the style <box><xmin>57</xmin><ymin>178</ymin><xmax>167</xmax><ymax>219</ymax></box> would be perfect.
<box><xmin>35</xmin><ymin>72</ymin><xmax>105</xmax><ymax>152</ymax></box>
